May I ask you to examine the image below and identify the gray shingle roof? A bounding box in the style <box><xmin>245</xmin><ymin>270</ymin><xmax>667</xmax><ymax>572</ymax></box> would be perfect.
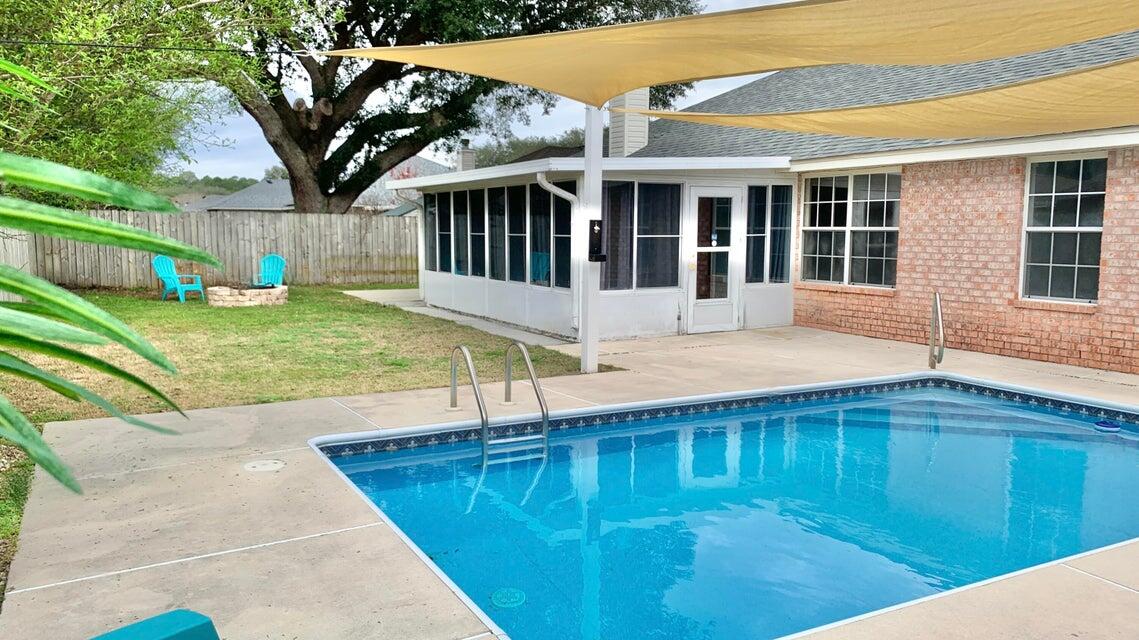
<box><xmin>633</xmin><ymin>31</ymin><xmax>1139</xmax><ymax>161</ymax></box>
<box><xmin>207</xmin><ymin>179</ymin><xmax>293</xmax><ymax>210</ymax></box>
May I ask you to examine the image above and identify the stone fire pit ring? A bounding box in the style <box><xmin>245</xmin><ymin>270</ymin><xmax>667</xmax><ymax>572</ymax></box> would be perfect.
<box><xmin>206</xmin><ymin>285</ymin><xmax>288</xmax><ymax>308</ymax></box>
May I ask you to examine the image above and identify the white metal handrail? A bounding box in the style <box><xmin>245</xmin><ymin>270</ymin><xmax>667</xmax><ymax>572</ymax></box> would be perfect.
<box><xmin>504</xmin><ymin>341</ymin><xmax>550</xmax><ymax>445</ymax></box>
<box><xmin>929</xmin><ymin>292</ymin><xmax>946</xmax><ymax>369</ymax></box>
<box><xmin>450</xmin><ymin>345</ymin><xmax>490</xmax><ymax>449</ymax></box>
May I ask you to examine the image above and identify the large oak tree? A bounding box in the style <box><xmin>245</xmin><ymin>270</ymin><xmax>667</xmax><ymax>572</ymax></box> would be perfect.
<box><xmin>215</xmin><ymin>0</ymin><xmax>698</xmax><ymax>213</ymax></box>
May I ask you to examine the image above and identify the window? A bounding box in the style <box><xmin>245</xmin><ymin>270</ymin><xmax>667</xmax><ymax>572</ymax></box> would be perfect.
<box><xmin>423</xmin><ymin>193</ymin><xmax>437</xmax><ymax>271</ymax></box>
<box><xmin>602</xmin><ymin>181</ymin><xmax>635</xmax><ymax>290</ymax></box>
<box><xmin>553</xmin><ymin>181</ymin><xmax>575</xmax><ymax>288</ymax></box>
<box><xmin>488</xmin><ymin>187</ymin><xmax>507</xmax><ymax>280</ymax></box>
<box><xmin>453</xmin><ymin>191</ymin><xmax>469</xmax><ymax>275</ymax></box>
<box><xmin>849</xmin><ymin>173</ymin><xmax>899</xmax><ymax>287</ymax></box>
<box><xmin>769</xmin><ymin>185</ymin><xmax>792</xmax><ymax>283</ymax></box>
<box><xmin>469</xmin><ymin>189</ymin><xmax>486</xmax><ymax>277</ymax></box>
<box><xmin>1023</xmin><ymin>157</ymin><xmax>1105</xmax><ymax>302</ymax></box>
<box><xmin>529</xmin><ymin>185</ymin><xmax>552</xmax><ymax>286</ymax></box>
<box><xmin>507</xmin><ymin>185</ymin><xmax>527</xmax><ymax>282</ymax></box>
<box><xmin>437</xmin><ymin>192</ymin><xmax>452</xmax><ymax>273</ymax></box>
<box><xmin>801</xmin><ymin>172</ymin><xmax>899</xmax><ymax>287</ymax></box>
<box><xmin>745</xmin><ymin>186</ymin><xmax>767</xmax><ymax>283</ymax></box>
<box><xmin>636</xmin><ymin>183</ymin><xmax>682</xmax><ymax>288</ymax></box>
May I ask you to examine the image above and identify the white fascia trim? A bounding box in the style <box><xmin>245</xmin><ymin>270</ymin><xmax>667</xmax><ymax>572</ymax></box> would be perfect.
<box><xmin>789</xmin><ymin>127</ymin><xmax>1139</xmax><ymax>173</ymax></box>
<box><xmin>386</xmin><ymin>156</ymin><xmax>791</xmax><ymax>190</ymax></box>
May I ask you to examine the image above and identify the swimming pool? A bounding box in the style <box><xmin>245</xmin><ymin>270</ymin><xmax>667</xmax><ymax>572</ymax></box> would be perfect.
<box><xmin>315</xmin><ymin>373</ymin><xmax>1139</xmax><ymax>640</ymax></box>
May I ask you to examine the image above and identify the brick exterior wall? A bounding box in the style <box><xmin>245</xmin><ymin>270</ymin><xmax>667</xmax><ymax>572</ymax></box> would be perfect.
<box><xmin>794</xmin><ymin>148</ymin><xmax>1139</xmax><ymax>374</ymax></box>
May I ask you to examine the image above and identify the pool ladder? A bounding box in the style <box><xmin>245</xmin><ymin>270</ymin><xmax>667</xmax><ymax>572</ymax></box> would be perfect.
<box><xmin>929</xmin><ymin>291</ymin><xmax>946</xmax><ymax>369</ymax></box>
<box><xmin>450</xmin><ymin>342</ymin><xmax>550</xmax><ymax>466</ymax></box>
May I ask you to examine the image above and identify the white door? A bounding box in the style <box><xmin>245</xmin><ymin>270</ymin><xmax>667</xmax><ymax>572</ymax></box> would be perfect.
<box><xmin>685</xmin><ymin>187</ymin><xmax>745</xmax><ymax>333</ymax></box>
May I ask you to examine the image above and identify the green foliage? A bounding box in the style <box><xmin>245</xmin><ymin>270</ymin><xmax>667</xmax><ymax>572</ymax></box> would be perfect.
<box><xmin>473</xmin><ymin>128</ymin><xmax>587</xmax><ymax>166</ymax></box>
<box><xmin>0</xmin><ymin>1</ymin><xmax>241</xmax><ymax>188</ymax></box>
<box><xmin>0</xmin><ymin>58</ymin><xmax>217</xmax><ymax>491</ymax></box>
<box><xmin>153</xmin><ymin>171</ymin><xmax>258</xmax><ymax>198</ymax></box>
<box><xmin>263</xmin><ymin>166</ymin><xmax>289</xmax><ymax>180</ymax></box>
<box><xmin>181</xmin><ymin>0</ymin><xmax>700</xmax><ymax>212</ymax></box>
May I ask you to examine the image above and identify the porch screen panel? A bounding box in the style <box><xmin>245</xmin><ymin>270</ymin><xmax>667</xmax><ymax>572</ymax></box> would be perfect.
<box><xmin>438</xmin><ymin>192</ymin><xmax>452</xmax><ymax>273</ymax></box>
<box><xmin>469</xmin><ymin>189</ymin><xmax>486</xmax><ymax>277</ymax></box>
<box><xmin>530</xmin><ymin>185</ymin><xmax>552</xmax><ymax>286</ymax></box>
<box><xmin>746</xmin><ymin>186</ymin><xmax>767</xmax><ymax>283</ymax></box>
<box><xmin>602</xmin><ymin>181</ymin><xmax>634</xmax><ymax>290</ymax></box>
<box><xmin>768</xmin><ymin>185</ymin><xmax>792</xmax><ymax>283</ymax></box>
<box><xmin>488</xmin><ymin>187</ymin><xmax>507</xmax><ymax>280</ymax></box>
<box><xmin>507</xmin><ymin>185</ymin><xmax>527</xmax><ymax>282</ymax></box>
<box><xmin>423</xmin><ymin>193</ymin><xmax>438</xmax><ymax>271</ymax></box>
<box><xmin>453</xmin><ymin>190</ymin><xmax>469</xmax><ymax>275</ymax></box>
<box><xmin>636</xmin><ymin>183</ymin><xmax>681</xmax><ymax>288</ymax></box>
<box><xmin>553</xmin><ymin>180</ymin><xmax>575</xmax><ymax>288</ymax></box>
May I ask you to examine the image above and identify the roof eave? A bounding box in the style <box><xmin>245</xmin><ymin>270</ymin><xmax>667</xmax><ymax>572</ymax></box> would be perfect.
<box><xmin>385</xmin><ymin>156</ymin><xmax>792</xmax><ymax>190</ymax></box>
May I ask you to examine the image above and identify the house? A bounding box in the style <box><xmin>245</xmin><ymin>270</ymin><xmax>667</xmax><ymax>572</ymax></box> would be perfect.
<box><xmin>386</xmin><ymin>32</ymin><xmax>1139</xmax><ymax>374</ymax></box>
<box><xmin>205</xmin><ymin>156</ymin><xmax>450</xmax><ymax>213</ymax></box>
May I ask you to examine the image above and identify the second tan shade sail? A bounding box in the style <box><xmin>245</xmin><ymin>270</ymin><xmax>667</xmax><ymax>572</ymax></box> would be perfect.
<box><xmin>326</xmin><ymin>0</ymin><xmax>1139</xmax><ymax>107</ymax></box>
<box><xmin>616</xmin><ymin>56</ymin><xmax>1139</xmax><ymax>139</ymax></box>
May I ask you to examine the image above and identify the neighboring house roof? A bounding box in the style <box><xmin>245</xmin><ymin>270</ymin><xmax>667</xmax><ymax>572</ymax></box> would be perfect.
<box><xmin>508</xmin><ymin>130</ymin><xmax>611</xmax><ymax>162</ymax></box>
<box><xmin>383</xmin><ymin>200</ymin><xmax>419</xmax><ymax>217</ymax></box>
<box><xmin>205</xmin><ymin>156</ymin><xmax>450</xmax><ymax>212</ymax></box>
<box><xmin>178</xmin><ymin>194</ymin><xmax>229</xmax><ymax>212</ymax></box>
<box><xmin>206</xmin><ymin>179</ymin><xmax>293</xmax><ymax>211</ymax></box>
<box><xmin>634</xmin><ymin>31</ymin><xmax>1139</xmax><ymax>161</ymax></box>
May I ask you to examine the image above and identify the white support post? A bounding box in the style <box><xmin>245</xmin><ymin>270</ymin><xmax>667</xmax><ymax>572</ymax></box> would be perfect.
<box><xmin>578</xmin><ymin>106</ymin><xmax>604</xmax><ymax>373</ymax></box>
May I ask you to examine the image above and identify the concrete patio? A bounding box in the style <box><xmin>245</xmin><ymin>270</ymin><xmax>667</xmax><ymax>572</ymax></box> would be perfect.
<box><xmin>2</xmin><ymin>326</ymin><xmax>1138</xmax><ymax>639</ymax></box>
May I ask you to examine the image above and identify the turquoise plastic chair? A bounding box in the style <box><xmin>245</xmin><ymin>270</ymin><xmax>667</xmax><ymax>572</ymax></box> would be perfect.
<box><xmin>91</xmin><ymin>609</ymin><xmax>219</xmax><ymax>640</ymax></box>
<box><xmin>254</xmin><ymin>253</ymin><xmax>286</xmax><ymax>287</ymax></box>
<box><xmin>152</xmin><ymin>255</ymin><xmax>205</xmax><ymax>303</ymax></box>
<box><xmin>531</xmin><ymin>251</ymin><xmax>550</xmax><ymax>284</ymax></box>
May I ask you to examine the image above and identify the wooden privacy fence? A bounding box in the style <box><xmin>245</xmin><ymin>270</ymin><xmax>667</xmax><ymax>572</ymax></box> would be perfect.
<box><xmin>14</xmin><ymin>209</ymin><xmax>418</xmax><ymax>288</ymax></box>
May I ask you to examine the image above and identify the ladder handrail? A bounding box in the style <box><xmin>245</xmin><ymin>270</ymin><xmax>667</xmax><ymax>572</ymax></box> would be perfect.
<box><xmin>504</xmin><ymin>342</ymin><xmax>550</xmax><ymax>445</ymax></box>
<box><xmin>929</xmin><ymin>292</ymin><xmax>946</xmax><ymax>369</ymax></box>
<box><xmin>450</xmin><ymin>345</ymin><xmax>489</xmax><ymax>446</ymax></box>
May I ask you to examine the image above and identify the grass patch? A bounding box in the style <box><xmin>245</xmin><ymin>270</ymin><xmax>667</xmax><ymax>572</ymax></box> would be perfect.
<box><xmin>0</xmin><ymin>284</ymin><xmax>587</xmax><ymax>604</ymax></box>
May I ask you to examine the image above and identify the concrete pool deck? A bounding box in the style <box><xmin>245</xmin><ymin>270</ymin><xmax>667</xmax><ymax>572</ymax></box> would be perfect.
<box><xmin>2</xmin><ymin>326</ymin><xmax>1138</xmax><ymax>639</ymax></box>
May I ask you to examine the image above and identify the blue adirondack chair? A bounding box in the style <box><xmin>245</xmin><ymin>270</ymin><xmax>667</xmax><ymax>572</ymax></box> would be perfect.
<box><xmin>253</xmin><ymin>254</ymin><xmax>286</xmax><ymax>287</ymax></box>
<box><xmin>91</xmin><ymin>609</ymin><xmax>220</xmax><ymax>640</ymax></box>
<box><xmin>152</xmin><ymin>255</ymin><xmax>205</xmax><ymax>303</ymax></box>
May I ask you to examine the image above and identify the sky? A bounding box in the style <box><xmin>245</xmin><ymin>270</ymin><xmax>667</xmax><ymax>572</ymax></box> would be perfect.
<box><xmin>174</xmin><ymin>0</ymin><xmax>781</xmax><ymax>179</ymax></box>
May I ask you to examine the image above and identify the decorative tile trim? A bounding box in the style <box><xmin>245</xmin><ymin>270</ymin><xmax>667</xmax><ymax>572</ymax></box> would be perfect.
<box><xmin>318</xmin><ymin>376</ymin><xmax>1139</xmax><ymax>459</ymax></box>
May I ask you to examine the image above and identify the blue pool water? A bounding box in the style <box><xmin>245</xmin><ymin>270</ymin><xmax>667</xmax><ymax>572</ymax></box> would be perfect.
<box><xmin>332</xmin><ymin>386</ymin><xmax>1139</xmax><ymax>640</ymax></box>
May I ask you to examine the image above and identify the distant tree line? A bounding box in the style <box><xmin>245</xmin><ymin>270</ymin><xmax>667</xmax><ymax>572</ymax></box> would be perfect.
<box><xmin>473</xmin><ymin>129</ymin><xmax>587</xmax><ymax>167</ymax></box>
<box><xmin>154</xmin><ymin>171</ymin><xmax>257</xmax><ymax>197</ymax></box>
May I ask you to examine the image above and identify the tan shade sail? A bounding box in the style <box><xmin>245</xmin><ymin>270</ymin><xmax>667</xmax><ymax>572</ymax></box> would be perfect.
<box><xmin>615</xmin><ymin>56</ymin><xmax>1139</xmax><ymax>139</ymax></box>
<box><xmin>327</xmin><ymin>0</ymin><xmax>1139</xmax><ymax>106</ymax></box>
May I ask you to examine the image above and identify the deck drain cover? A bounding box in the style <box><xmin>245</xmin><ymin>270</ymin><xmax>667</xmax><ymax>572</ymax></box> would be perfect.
<box><xmin>243</xmin><ymin>459</ymin><xmax>285</xmax><ymax>472</ymax></box>
<box><xmin>491</xmin><ymin>587</ymin><xmax>526</xmax><ymax>609</ymax></box>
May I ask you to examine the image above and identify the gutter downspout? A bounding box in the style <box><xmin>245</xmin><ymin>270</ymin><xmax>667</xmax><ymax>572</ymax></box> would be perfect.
<box><xmin>535</xmin><ymin>172</ymin><xmax>582</xmax><ymax>331</ymax></box>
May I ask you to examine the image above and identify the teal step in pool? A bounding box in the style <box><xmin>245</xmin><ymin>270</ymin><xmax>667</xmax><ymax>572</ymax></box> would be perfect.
<box><xmin>317</xmin><ymin>375</ymin><xmax>1139</xmax><ymax>640</ymax></box>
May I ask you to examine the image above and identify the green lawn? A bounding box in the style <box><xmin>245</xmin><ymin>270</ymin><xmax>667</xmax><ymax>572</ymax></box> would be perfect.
<box><xmin>0</xmin><ymin>284</ymin><xmax>584</xmax><ymax>601</ymax></box>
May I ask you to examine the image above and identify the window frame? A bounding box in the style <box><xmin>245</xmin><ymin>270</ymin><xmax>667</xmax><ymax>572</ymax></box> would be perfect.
<box><xmin>799</xmin><ymin>170</ymin><xmax>901</xmax><ymax>289</ymax></box>
<box><xmin>600</xmin><ymin>180</ymin><xmax>684</xmax><ymax>293</ymax></box>
<box><xmin>1019</xmin><ymin>153</ymin><xmax>1107</xmax><ymax>305</ymax></box>
<box><xmin>741</xmin><ymin>183</ymin><xmax>795</xmax><ymax>286</ymax></box>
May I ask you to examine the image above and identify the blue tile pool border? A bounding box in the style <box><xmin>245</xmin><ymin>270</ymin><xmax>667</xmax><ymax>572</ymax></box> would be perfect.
<box><xmin>312</xmin><ymin>371</ymin><xmax>1139</xmax><ymax>459</ymax></box>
